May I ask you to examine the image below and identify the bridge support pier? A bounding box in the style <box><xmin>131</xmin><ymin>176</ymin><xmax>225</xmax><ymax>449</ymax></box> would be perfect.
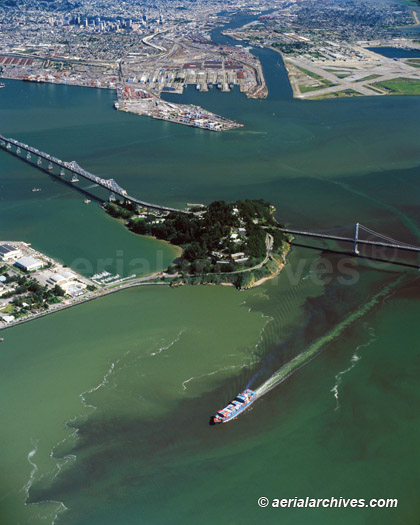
<box><xmin>353</xmin><ymin>222</ymin><xmax>360</xmax><ymax>255</ymax></box>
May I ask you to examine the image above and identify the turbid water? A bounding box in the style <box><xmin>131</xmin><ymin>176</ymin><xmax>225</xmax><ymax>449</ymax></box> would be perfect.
<box><xmin>0</xmin><ymin>13</ymin><xmax>419</xmax><ymax>525</ymax></box>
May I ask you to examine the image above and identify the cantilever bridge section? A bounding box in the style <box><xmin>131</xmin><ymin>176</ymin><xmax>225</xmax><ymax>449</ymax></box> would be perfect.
<box><xmin>0</xmin><ymin>134</ymin><xmax>190</xmax><ymax>214</ymax></box>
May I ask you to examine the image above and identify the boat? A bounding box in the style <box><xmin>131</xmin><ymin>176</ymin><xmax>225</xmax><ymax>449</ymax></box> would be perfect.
<box><xmin>84</xmin><ymin>199</ymin><xmax>91</xmax><ymax>204</ymax></box>
<box><xmin>32</xmin><ymin>187</ymin><xmax>41</xmax><ymax>192</ymax></box>
<box><xmin>0</xmin><ymin>83</ymin><xmax>5</xmax><ymax>89</ymax></box>
<box><xmin>210</xmin><ymin>389</ymin><xmax>257</xmax><ymax>425</ymax></box>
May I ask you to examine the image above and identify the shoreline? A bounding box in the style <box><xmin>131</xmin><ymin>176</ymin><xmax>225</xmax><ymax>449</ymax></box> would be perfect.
<box><xmin>0</xmin><ymin>254</ymin><xmax>286</xmax><ymax>333</ymax></box>
<box><xmin>0</xmin><ymin>275</ymin><xmax>171</xmax><ymax>333</ymax></box>
<box><xmin>105</xmin><ymin>201</ymin><xmax>292</xmax><ymax>291</ymax></box>
<box><xmin>245</xmin><ymin>249</ymin><xmax>289</xmax><ymax>289</ymax></box>
<box><xmin>0</xmin><ymin>236</ymin><xmax>291</xmax><ymax>334</ymax></box>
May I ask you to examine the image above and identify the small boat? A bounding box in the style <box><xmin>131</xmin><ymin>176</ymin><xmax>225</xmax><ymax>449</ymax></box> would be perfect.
<box><xmin>32</xmin><ymin>187</ymin><xmax>41</xmax><ymax>192</ymax></box>
<box><xmin>0</xmin><ymin>83</ymin><xmax>5</xmax><ymax>89</ymax></box>
<box><xmin>210</xmin><ymin>389</ymin><xmax>257</xmax><ymax>425</ymax></box>
<box><xmin>84</xmin><ymin>199</ymin><xmax>91</xmax><ymax>204</ymax></box>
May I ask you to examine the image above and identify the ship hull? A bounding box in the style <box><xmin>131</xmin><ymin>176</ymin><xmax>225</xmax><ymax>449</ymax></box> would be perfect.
<box><xmin>210</xmin><ymin>389</ymin><xmax>257</xmax><ymax>425</ymax></box>
<box><xmin>210</xmin><ymin>399</ymin><xmax>255</xmax><ymax>424</ymax></box>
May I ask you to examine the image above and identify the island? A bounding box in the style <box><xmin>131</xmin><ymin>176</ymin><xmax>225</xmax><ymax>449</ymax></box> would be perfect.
<box><xmin>103</xmin><ymin>198</ymin><xmax>291</xmax><ymax>289</ymax></box>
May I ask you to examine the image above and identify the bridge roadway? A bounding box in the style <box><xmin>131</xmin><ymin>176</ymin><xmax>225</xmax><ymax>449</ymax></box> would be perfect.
<box><xmin>280</xmin><ymin>228</ymin><xmax>420</xmax><ymax>253</ymax></box>
<box><xmin>0</xmin><ymin>134</ymin><xmax>189</xmax><ymax>214</ymax></box>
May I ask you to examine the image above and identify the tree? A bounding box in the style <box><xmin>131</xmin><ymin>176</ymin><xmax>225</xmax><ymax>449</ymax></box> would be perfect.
<box><xmin>166</xmin><ymin>264</ymin><xmax>176</xmax><ymax>274</ymax></box>
<box><xmin>28</xmin><ymin>281</ymin><xmax>45</xmax><ymax>295</ymax></box>
<box><xmin>53</xmin><ymin>285</ymin><xmax>65</xmax><ymax>297</ymax></box>
<box><xmin>184</xmin><ymin>242</ymin><xmax>206</xmax><ymax>262</ymax></box>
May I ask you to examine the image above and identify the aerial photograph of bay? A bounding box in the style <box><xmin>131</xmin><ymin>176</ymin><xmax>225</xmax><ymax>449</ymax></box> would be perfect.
<box><xmin>0</xmin><ymin>0</ymin><xmax>419</xmax><ymax>524</ymax></box>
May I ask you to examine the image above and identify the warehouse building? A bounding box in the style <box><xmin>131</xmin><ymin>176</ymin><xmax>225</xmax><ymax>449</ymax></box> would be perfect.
<box><xmin>14</xmin><ymin>256</ymin><xmax>44</xmax><ymax>272</ymax></box>
<box><xmin>0</xmin><ymin>244</ymin><xmax>22</xmax><ymax>261</ymax></box>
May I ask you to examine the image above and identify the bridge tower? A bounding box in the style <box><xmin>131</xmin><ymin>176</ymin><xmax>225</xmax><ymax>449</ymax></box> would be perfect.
<box><xmin>353</xmin><ymin>222</ymin><xmax>360</xmax><ymax>255</ymax></box>
<box><xmin>109</xmin><ymin>192</ymin><xmax>116</xmax><ymax>202</ymax></box>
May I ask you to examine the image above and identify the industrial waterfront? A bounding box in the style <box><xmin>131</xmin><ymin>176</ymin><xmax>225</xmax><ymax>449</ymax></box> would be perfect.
<box><xmin>1</xmin><ymin>14</ymin><xmax>420</xmax><ymax>525</ymax></box>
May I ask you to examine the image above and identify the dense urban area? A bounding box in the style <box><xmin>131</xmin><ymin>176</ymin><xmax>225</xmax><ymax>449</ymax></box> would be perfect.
<box><xmin>2</xmin><ymin>0</ymin><xmax>420</xmax><ymax>126</ymax></box>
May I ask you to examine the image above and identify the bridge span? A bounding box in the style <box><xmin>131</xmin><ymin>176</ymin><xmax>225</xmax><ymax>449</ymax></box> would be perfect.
<box><xmin>0</xmin><ymin>134</ymin><xmax>190</xmax><ymax>214</ymax></box>
<box><xmin>281</xmin><ymin>224</ymin><xmax>420</xmax><ymax>255</ymax></box>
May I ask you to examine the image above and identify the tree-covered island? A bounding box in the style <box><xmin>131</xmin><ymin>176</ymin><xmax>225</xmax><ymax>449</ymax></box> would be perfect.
<box><xmin>103</xmin><ymin>199</ymin><xmax>291</xmax><ymax>289</ymax></box>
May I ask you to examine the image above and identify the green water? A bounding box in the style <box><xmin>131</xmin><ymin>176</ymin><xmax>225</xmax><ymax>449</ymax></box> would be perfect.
<box><xmin>1</xmin><ymin>20</ymin><xmax>420</xmax><ymax>525</ymax></box>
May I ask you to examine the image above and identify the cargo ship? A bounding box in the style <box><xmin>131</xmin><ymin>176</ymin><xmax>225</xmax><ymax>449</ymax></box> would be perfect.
<box><xmin>210</xmin><ymin>389</ymin><xmax>257</xmax><ymax>425</ymax></box>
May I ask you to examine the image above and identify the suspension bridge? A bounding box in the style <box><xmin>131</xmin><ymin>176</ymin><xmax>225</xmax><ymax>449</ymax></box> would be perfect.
<box><xmin>280</xmin><ymin>223</ymin><xmax>420</xmax><ymax>255</ymax></box>
<box><xmin>0</xmin><ymin>134</ymin><xmax>190</xmax><ymax>214</ymax></box>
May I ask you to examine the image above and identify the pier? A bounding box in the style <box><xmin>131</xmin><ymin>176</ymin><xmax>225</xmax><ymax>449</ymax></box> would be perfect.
<box><xmin>0</xmin><ymin>134</ymin><xmax>190</xmax><ymax>214</ymax></box>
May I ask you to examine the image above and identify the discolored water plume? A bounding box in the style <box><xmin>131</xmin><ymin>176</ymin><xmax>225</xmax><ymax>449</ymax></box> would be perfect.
<box><xmin>256</xmin><ymin>275</ymin><xmax>406</xmax><ymax>397</ymax></box>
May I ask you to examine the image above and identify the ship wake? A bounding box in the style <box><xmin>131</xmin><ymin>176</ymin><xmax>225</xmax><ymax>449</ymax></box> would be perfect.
<box><xmin>255</xmin><ymin>276</ymin><xmax>404</xmax><ymax>398</ymax></box>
